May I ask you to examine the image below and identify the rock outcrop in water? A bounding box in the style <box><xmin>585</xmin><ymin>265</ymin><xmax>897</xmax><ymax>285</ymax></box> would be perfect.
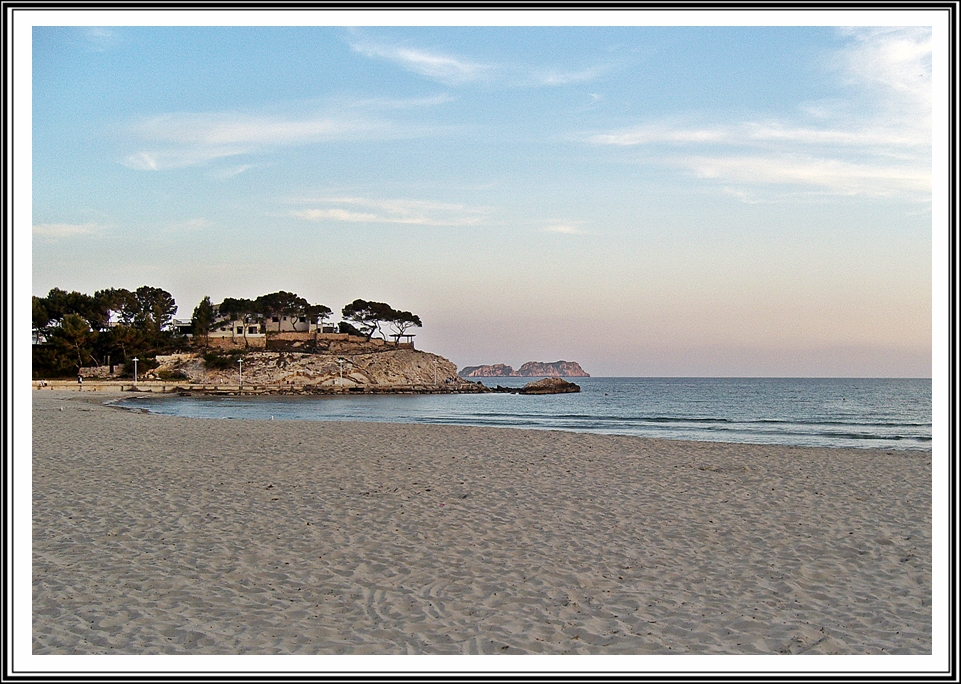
<box><xmin>519</xmin><ymin>378</ymin><xmax>581</xmax><ymax>394</ymax></box>
<box><xmin>485</xmin><ymin>378</ymin><xmax>581</xmax><ymax>394</ymax></box>
<box><xmin>459</xmin><ymin>360</ymin><xmax>589</xmax><ymax>378</ymax></box>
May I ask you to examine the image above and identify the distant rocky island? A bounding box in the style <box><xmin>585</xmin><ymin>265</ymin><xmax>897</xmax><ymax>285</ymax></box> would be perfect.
<box><xmin>459</xmin><ymin>360</ymin><xmax>589</xmax><ymax>378</ymax></box>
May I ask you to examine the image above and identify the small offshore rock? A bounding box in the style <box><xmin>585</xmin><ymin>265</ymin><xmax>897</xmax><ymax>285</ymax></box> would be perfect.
<box><xmin>518</xmin><ymin>377</ymin><xmax>581</xmax><ymax>394</ymax></box>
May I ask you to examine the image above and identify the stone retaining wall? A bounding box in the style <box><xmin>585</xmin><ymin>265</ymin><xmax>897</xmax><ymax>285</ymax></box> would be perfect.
<box><xmin>78</xmin><ymin>366</ymin><xmax>122</xmax><ymax>378</ymax></box>
<box><xmin>203</xmin><ymin>332</ymin><xmax>407</xmax><ymax>352</ymax></box>
<box><xmin>206</xmin><ymin>336</ymin><xmax>267</xmax><ymax>350</ymax></box>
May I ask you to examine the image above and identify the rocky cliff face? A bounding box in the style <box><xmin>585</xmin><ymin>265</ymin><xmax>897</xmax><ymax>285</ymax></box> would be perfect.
<box><xmin>458</xmin><ymin>363</ymin><xmax>515</xmax><ymax>377</ymax></box>
<box><xmin>459</xmin><ymin>360</ymin><xmax>589</xmax><ymax>378</ymax></box>
<box><xmin>154</xmin><ymin>349</ymin><xmax>475</xmax><ymax>389</ymax></box>
<box><xmin>515</xmin><ymin>361</ymin><xmax>589</xmax><ymax>377</ymax></box>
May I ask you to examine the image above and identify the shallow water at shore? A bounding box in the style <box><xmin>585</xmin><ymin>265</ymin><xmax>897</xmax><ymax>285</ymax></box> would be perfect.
<box><xmin>117</xmin><ymin>377</ymin><xmax>931</xmax><ymax>451</ymax></box>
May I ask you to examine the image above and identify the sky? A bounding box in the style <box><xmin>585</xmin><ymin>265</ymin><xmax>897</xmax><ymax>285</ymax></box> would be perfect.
<box><xmin>29</xmin><ymin>15</ymin><xmax>937</xmax><ymax>377</ymax></box>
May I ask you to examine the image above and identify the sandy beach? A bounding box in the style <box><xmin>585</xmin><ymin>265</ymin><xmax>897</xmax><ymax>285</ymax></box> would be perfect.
<box><xmin>32</xmin><ymin>389</ymin><xmax>931</xmax><ymax>655</ymax></box>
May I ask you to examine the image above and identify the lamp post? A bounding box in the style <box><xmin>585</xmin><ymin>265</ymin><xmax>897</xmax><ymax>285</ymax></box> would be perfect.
<box><xmin>132</xmin><ymin>357</ymin><xmax>139</xmax><ymax>386</ymax></box>
<box><xmin>238</xmin><ymin>358</ymin><xmax>243</xmax><ymax>388</ymax></box>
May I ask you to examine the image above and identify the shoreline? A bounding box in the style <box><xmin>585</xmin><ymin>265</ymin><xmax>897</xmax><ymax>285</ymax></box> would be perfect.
<box><xmin>33</xmin><ymin>378</ymin><xmax>493</xmax><ymax>395</ymax></box>
<box><xmin>32</xmin><ymin>390</ymin><xmax>931</xmax><ymax>654</ymax></box>
<box><xmin>102</xmin><ymin>389</ymin><xmax>930</xmax><ymax>454</ymax></box>
<box><xmin>103</xmin><ymin>393</ymin><xmax>919</xmax><ymax>454</ymax></box>
<box><xmin>32</xmin><ymin>378</ymin><xmax>579</xmax><ymax>396</ymax></box>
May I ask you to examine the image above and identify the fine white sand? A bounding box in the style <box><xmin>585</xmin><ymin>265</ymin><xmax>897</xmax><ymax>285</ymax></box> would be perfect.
<box><xmin>33</xmin><ymin>390</ymin><xmax>931</xmax><ymax>655</ymax></box>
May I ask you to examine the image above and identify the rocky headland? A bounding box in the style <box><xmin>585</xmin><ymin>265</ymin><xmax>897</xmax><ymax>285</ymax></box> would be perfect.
<box><xmin>459</xmin><ymin>360</ymin><xmax>589</xmax><ymax>378</ymax></box>
<box><xmin>90</xmin><ymin>343</ymin><xmax>585</xmax><ymax>395</ymax></box>
<box><xmin>149</xmin><ymin>348</ymin><xmax>486</xmax><ymax>394</ymax></box>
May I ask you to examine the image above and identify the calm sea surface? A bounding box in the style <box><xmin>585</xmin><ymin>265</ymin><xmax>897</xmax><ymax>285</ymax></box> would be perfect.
<box><xmin>117</xmin><ymin>377</ymin><xmax>932</xmax><ymax>451</ymax></box>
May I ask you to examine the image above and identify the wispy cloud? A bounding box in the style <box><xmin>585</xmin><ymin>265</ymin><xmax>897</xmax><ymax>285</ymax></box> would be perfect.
<box><xmin>134</xmin><ymin>111</ymin><xmax>366</xmax><ymax>147</ymax></box>
<box><xmin>544</xmin><ymin>223</ymin><xmax>588</xmax><ymax>235</ymax></box>
<box><xmin>122</xmin><ymin>110</ymin><xmax>384</xmax><ymax>171</ymax></box>
<box><xmin>79</xmin><ymin>27</ymin><xmax>120</xmax><ymax>53</ymax></box>
<box><xmin>165</xmin><ymin>218</ymin><xmax>213</xmax><ymax>232</ymax></box>
<box><xmin>290</xmin><ymin>196</ymin><xmax>487</xmax><ymax>227</ymax></box>
<box><xmin>589</xmin><ymin>120</ymin><xmax>927</xmax><ymax>154</ymax></box>
<box><xmin>120</xmin><ymin>93</ymin><xmax>454</xmax><ymax>172</ymax></box>
<box><xmin>350</xmin><ymin>40</ymin><xmax>492</xmax><ymax>85</ymax></box>
<box><xmin>206</xmin><ymin>164</ymin><xmax>255</xmax><ymax>180</ymax></box>
<box><xmin>686</xmin><ymin>154</ymin><xmax>930</xmax><ymax>198</ymax></box>
<box><xmin>584</xmin><ymin>27</ymin><xmax>931</xmax><ymax>202</ymax></box>
<box><xmin>295</xmin><ymin>208</ymin><xmax>381</xmax><ymax>223</ymax></box>
<box><xmin>349</xmin><ymin>34</ymin><xmax>606</xmax><ymax>89</ymax></box>
<box><xmin>530</xmin><ymin>66</ymin><xmax>608</xmax><ymax>87</ymax></box>
<box><xmin>123</xmin><ymin>149</ymin><xmax>243</xmax><ymax>171</ymax></box>
<box><xmin>589</xmin><ymin>125</ymin><xmax>730</xmax><ymax>146</ymax></box>
<box><xmin>33</xmin><ymin>222</ymin><xmax>101</xmax><ymax>239</ymax></box>
<box><xmin>744</xmin><ymin>121</ymin><xmax>927</xmax><ymax>149</ymax></box>
<box><xmin>349</xmin><ymin>94</ymin><xmax>454</xmax><ymax>110</ymax></box>
<box><xmin>837</xmin><ymin>26</ymin><xmax>931</xmax><ymax>110</ymax></box>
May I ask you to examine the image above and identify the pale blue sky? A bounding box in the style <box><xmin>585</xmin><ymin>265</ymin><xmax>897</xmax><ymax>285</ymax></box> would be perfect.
<box><xmin>31</xmin><ymin>19</ymin><xmax>935</xmax><ymax>376</ymax></box>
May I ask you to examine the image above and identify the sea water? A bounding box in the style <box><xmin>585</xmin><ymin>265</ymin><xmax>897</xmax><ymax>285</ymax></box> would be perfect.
<box><xmin>116</xmin><ymin>377</ymin><xmax>932</xmax><ymax>451</ymax></box>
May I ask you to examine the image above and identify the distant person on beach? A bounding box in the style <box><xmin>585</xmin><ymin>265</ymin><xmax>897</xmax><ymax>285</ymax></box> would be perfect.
<box><xmin>77</xmin><ymin>375</ymin><xmax>82</xmax><ymax>387</ymax></box>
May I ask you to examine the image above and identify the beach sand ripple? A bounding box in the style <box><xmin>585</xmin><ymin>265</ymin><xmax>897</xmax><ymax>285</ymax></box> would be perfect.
<box><xmin>32</xmin><ymin>392</ymin><xmax>931</xmax><ymax>654</ymax></box>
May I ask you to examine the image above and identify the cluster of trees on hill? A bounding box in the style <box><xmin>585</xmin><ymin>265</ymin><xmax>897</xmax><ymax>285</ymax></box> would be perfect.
<box><xmin>190</xmin><ymin>291</ymin><xmax>334</xmax><ymax>348</ymax></box>
<box><xmin>32</xmin><ymin>286</ymin><xmax>179</xmax><ymax>377</ymax></box>
<box><xmin>341</xmin><ymin>299</ymin><xmax>423</xmax><ymax>343</ymax></box>
<box><xmin>191</xmin><ymin>294</ymin><xmax>422</xmax><ymax>347</ymax></box>
<box><xmin>33</xmin><ymin>286</ymin><xmax>423</xmax><ymax>378</ymax></box>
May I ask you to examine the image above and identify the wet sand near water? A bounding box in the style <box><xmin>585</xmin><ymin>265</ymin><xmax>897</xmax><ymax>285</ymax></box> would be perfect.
<box><xmin>32</xmin><ymin>390</ymin><xmax>931</xmax><ymax>655</ymax></box>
